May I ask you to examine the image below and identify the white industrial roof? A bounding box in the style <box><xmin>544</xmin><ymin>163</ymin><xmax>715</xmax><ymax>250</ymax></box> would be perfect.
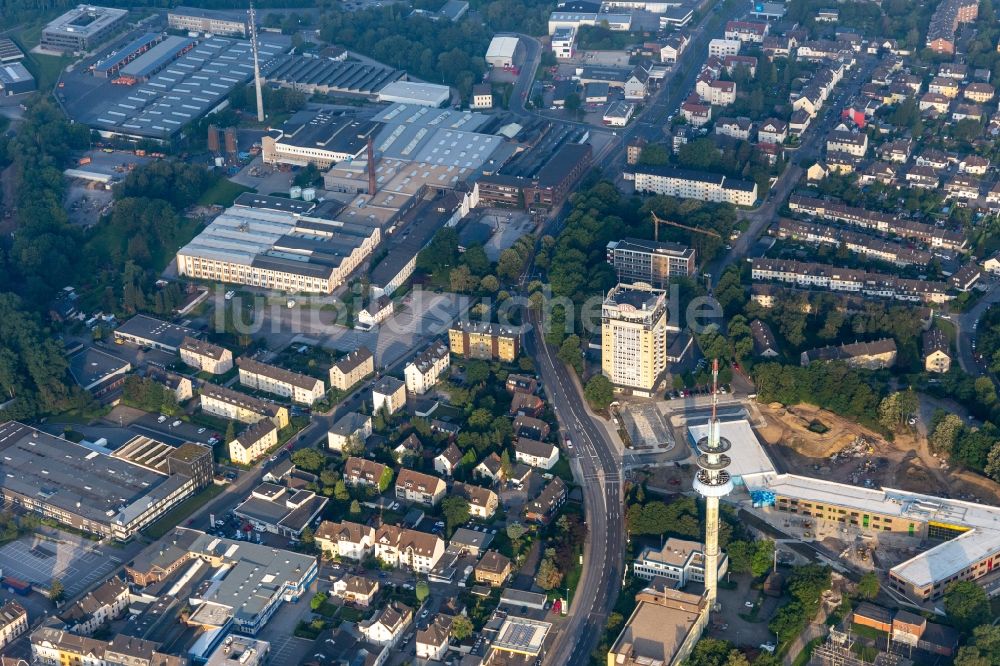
<box><xmin>377</xmin><ymin>81</ymin><xmax>451</xmax><ymax>107</ymax></box>
<box><xmin>746</xmin><ymin>472</ymin><xmax>1000</xmax><ymax>589</ymax></box>
<box><xmin>687</xmin><ymin>419</ymin><xmax>776</xmax><ymax>481</ymax></box>
<box><xmin>486</xmin><ymin>36</ymin><xmax>520</xmax><ymax>59</ymax></box>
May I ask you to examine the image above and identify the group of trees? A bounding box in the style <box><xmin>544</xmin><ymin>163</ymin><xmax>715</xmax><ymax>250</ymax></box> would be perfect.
<box><xmin>626</xmin><ymin>495</ymin><xmax>734</xmax><ymax>548</ymax></box>
<box><xmin>928</xmin><ymin>409</ymin><xmax>1000</xmax><ymax>480</ymax></box>
<box><xmin>535</xmin><ymin>513</ymin><xmax>587</xmax><ymax>591</ymax></box>
<box><xmin>726</xmin><ymin>538</ymin><xmax>775</xmax><ymax>578</ymax></box>
<box><xmin>121</xmin><ymin>376</ymin><xmax>179</xmax><ymax>416</ymax></box>
<box><xmin>768</xmin><ymin>564</ymin><xmax>833</xmax><ymax>644</ymax></box>
<box><xmin>753</xmin><ymin>362</ymin><xmax>885</xmax><ymax>430</ymax></box>
<box><xmin>685</xmin><ymin>638</ymin><xmax>776</xmax><ymax>666</ymax></box>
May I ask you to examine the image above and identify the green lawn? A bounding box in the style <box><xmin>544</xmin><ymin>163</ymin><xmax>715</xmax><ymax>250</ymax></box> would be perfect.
<box><xmin>851</xmin><ymin>623</ymin><xmax>886</xmax><ymax>641</ymax></box>
<box><xmin>25</xmin><ymin>52</ymin><xmax>71</xmax><ymax>91</ymax></box>
<box><xmin>143</xmin><ymin>484</ymin><xmax>224</xmax><ymax>539</ymax></box>
<box><xmin>198</xmin><ymin>179</ymin><xmax>253</xmax><ymax>207</ymax></box>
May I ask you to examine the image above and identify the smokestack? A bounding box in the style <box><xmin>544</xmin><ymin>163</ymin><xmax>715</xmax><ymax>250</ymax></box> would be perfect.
<box><xmin>249</xmin><ymin>1</ymin><xmax>265</xmax><ymax>123</ymax></box>
<box><xmin>367</xmin><ymin>136</ymin><xmax>376</xmax><ymax>195</ymax></box>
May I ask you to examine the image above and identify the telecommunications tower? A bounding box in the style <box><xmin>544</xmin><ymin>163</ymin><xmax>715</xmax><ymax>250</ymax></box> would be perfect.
<box><xmin>693</xmin><ymin>358</ymin><xmax>734</xmax><ymax>606</ymax></box>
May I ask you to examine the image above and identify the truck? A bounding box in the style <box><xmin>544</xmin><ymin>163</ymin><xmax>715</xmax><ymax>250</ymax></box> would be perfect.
<box><xmin>2</xmin><ymin>576</ymin><xmax>31</xmax><ymax>595</ymax></box>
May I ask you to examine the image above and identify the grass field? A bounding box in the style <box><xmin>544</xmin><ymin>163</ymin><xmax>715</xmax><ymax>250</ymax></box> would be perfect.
<box><xmin>198</xmin><ymin>179</ymin><xmax>252</xmax><ymax>207</ymax></box>
<box><xmin>144</xmin><ymin>484</ymin><xmax>225</xmax><ymax>539</ymax></box>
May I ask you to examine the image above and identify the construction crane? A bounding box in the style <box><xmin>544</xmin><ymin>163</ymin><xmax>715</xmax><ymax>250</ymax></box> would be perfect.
<box><xmin>651</xmin><ymin>211</ymin><xmax>722</xmax><ymax>242</ymax></box>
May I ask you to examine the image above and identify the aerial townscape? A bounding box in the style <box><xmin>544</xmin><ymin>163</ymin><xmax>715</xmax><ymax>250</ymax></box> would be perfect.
<box><xmin>2</xmin><ymin>0</ymin><xmax>1000</xmax><ymax>665</ymax></box>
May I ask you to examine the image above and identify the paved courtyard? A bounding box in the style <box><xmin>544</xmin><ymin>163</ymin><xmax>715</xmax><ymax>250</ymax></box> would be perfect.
<box><xmin>0</xmin><ymin>529</ymin><xmax>121</xmax><ymax>598</ymax></box>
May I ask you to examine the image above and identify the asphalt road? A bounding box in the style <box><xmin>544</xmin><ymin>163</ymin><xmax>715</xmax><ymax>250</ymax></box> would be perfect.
<box><xmin>954</xmin><ymin>280</ymin><xmax>1000</xmax><ymax>375</ymax></box>
<box><xmin>526</xmin><ymin>310</ymin><xmax>625</xmax><ymax>666</ymax></box>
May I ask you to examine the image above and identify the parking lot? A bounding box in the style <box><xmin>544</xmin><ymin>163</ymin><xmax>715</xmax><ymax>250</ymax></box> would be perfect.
<box><xmin>0</xmin><ymin>528</ymin><xmax>121</xmax><ymax>599</ymax></box>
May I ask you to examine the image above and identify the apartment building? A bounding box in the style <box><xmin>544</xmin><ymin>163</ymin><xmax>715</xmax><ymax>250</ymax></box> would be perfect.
<box><xmin>329</xmin><ymin>347</ymin><xmax>374</xmax><ymax>392</ymax></box>
<box><xmin>228</xmin><ymin>420</ymin><xmax>279</xmax><ymax>465</ymax></box>
<box><xmin>708</xmin><ymin>38</ymin><xmax>741</xmax><ymax>57</ymax></box>
<box><xmin>316</xmin><ymin>520</ymin><xmax>376</xmax><ymax>560</ymax></box>
<box><xmin>680</xmin><ymin>100</ymin><xmax>712</xmax><ymax>126</ymax></box>
<box><xmin>801</xmin><ymin>338</ymin><xmax>898</xmax><ymax>369</ymax></box>
<box><xmin>752</xmin><ymin>258</ymin><xmax>953</xmax><ymax>304</ymax></box>
<box><xmin>374</xmin><ymin>524</ymin><xmax>445</xmax><ymax>572</ymax></box>
<box><xmin>923</xmin><ymin>329</ymin><xmax>951</xmax><ymax>373</ymax></box>
<box><xmin>57</xmin><ymin>579</ymin><xmax>128</xmax><ymax>636</ymax></box>
<box><xmin>601</xmin><ymin>283</ymin><xmax>670</xmax><ymax>396</ymax></box>
<box><xmin>31</xmin><ymin>629</ymin><xmax>186</xmax><ymax>666</ymax></box>
<box><xmin>774</xmin><ymin>219</ymin><xmax>933</xmax><ymax>266</ymax></box>
<box><xmin>788</xmin><ymin>195</ymin><xmax>967</xmax><ymax>250</ymax></box>
<box><xmin>964</xmin><ymin>82</ymin><xmax>995</xmax><ymax>102</ymax></box>
<box><xmin>925</xmin><ymin>0</ymin><xmax>979</xmax><ymax>53</ymax></box>
<box><xmin>237</xmin><ymin>357</ymin><xmax>326</xmax><ymax>405</ymax></box>
<box><xmin>372</xmin><ymin>376</ymin><xmax>406</xmax><ymax>416</ymax></box>
<box><xmin>167</xmin><ymin>6</ymin><xmax>247</xmax><ymax>36</ymax></box>
<box><xmin>448</xmin><ymin>321</ymin><xmax>520</xmax><ymax>362</ymax></box>
<box><xmin>725</xmin><ymin>20</ymin><xmax>769</xmax><ymax>43</ymax></box>
<box><xmin>696</xmin><ymin>78</ymin><xmax>736</xmax><ymax>106</ymax></box>
<box><xmin>524</xmin><ymin>477</ymin><xmax>567</xmax><ymax>523</ymax></box>
<box><xmin>395</xmin><ymin>469</ymin><xmax>446</xmax><ymax>506</ymax></box>
<box><xmin>180</xmin><ymin>336</ymin><xmax>233</xmax><ymax>374</ymax></box>
<box><xmin>606</xmin><ymin>238</ymin><xmax>696</xmax><ymax>286</ymax></box>
<box><xmin>631</xmin><ymin>165</ymin><xmax>757</xmax><ymax>206</ymax></box>
<box><xmin>826</xmin><ymin>130</ymin><xmax>868</xmax><ymax>157</ymax></box>
<box><xmin>199</xmin><ymin>382</ymin><xmax>290</xmax><ymax>429</ymax></box>
<box><xmin>632</xmin><ymin>538</ymin><xmax>728</xmax><ymax>585</ymax></box>
<box><xmin>0</xmin><ymin>602</ymin><xmax>27</xmax><ymax>651</ymax></box>
<box><xmin>327</xmin><ymin>412</ymin><xmax>372</xmax><ymax>453</ymax></box>
<box><xmin>331</xmin><ymin>574</ymin><xmax>378</xmax><ymax>607</ymax></box>
<box><xmin>416</xmin><ymin>615</ymin><xmax>453</xmax><ymax>661</ymax></box>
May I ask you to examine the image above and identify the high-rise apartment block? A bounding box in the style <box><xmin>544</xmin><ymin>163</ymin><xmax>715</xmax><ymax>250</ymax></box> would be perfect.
<box><xmin>601</xmin><ymin>283</ymin><xmax>670</xmax><ymax>397</ymax></box>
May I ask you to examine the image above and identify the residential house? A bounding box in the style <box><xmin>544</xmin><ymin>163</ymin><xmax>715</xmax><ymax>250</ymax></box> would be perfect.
<box><xmin>146</xmin><ymin>368</ymin><xmax>193</xmax><ymax>403</ymax></box>
<box><xmin>471</xmin><ymin>83</ymin><xmax>494</xmax><ymax>109</ymax></box>
<box><xmin>331</xmin><ymin>575</ymin><xmax>379</xmax><ymax>607</ymax></box>
<box><xmin>524</xmin><ymin>477</ymin><xmax>567</xmax><ymax>523</ymax></box>
<box><xmin>343</xmin><ymin>457</ymin><xmax>391</xmax><ymax>491</ymax></box>
<box><xmin>923</xmin><ymin>329</ymin><xmax>951</xmax><ymax>374</ymax></box>
<box><xmin>434</xmin><ymin>443</ymin><xmax>463</xmax><ymax>476</ymax></box>
<box><xmin>0</xmin><ymin>603</ymin><xmax>27</xmax><ymax>651</ymax></box>
<box><xmin>680</xmin><ymin>100</ymin><xmax>711</xmax><ymax>126</ymax></box>
<box><xmin>929</xmin><ymin>76</ymin><xmax>959</xmax><ymax>98</ymax></box>
<box><xmin>395</xmin><ymin>469</ymin><xmax>446</xmax><ymax>506</ymax></box>
<box><xmin>715</xmin><ymin>116</ymin><xmax>752</xmax><ymax>140</ymax></box>
<box><xmin>357</xmin><ymin>296</ymin><xmax>393</xmax><ymax>328</ymax></box>
<box><xmin>800</xmin><ymin>339</ymin><xmax>898</xmax><ymax>369</ymax></box>
<box><xmin>475</xmin><ymin>453</ymin><xmax>505</xmax><ymax>484</ymax></box>
<box><xmin>228</xmin><ymin>420</ymin><xmax>279</xmax><ymax>465</ymax></box>
<box><xmin>623</xmin><ymin>66</ymin><xmax>649</xmax><ymax>100</ymax></box>
<box><xmin>474</xmin><ymin>551</ymin><xmax>512</xmax><ymax>587</ymax></box>
<box><xmin>329</xmin><ymin>347</ymin><xmax>374</xmax><ymax>392</ymax></box>
<box><xmin>826</xmin><ymin>130</ymin><xmax>868</xmax><ymax>157</ymax></box>
<box><xmin>505</xmin><ymin>374</ymin><xmax>538</xmax><ymax>394</ymax></box>
<box><xmin>919</xmin><ymin>92</ymin><xmax>951</xmax><ymax>113</ymax></box>
<box><xmin>180</xmin><ymin>336</ymin><xmax>233</xmax><ymax>374</ymax></box>
<box><xmin>964</xmin><ymin>82</ymin><xmax>994</xmax><ymax>103</ymax></box>
<box><xmin>57</xmin><ymin>579</ymin><xmax>128</xmax><ymax>636</ymax></box>
<box><xmin>327</xmin><ymin>412</ymin><xmax>373</xmax><ymax>453</ymax></box>
<box><xmin>404</xmin><ymin>341</ymin><xmax>450</xmax><ymax>395</ymax></box>
<box><xmin>359</xmin><ymin>601</ymin><xmax>413</xmax><ymax>647</ymax></box>
<box><xmin>510</xmin><ymin>392</ymin><xmax>544</xmax><ymax>417</ymax></box>
<box><xmin>757</xmin><ymin>118</ymin><xmax>787</xmax><ymax>144</ymax></box>
<box><xmin>514</xmin><ymin>439</ymin><xmax>560</xmax><ymax>470</ymax></box>
<box><xmin>416</xmin><ymin>614</ymin><xmax>453</xmax><ymax>661</ymax></box>
<box><xmin>514</xmin><ymin>415</ymin><xmax>550</xmax><ymax>440</ymax></box>
<box><xmin>316</xmin><ymin>520</ymin><xmax>376</xmax><ymax>561</ymax></box>
<box><xmin>374</xmin><ymin>524</ymin><xmax>445</xmax><ymax>572</ymax></box>
<box><xmin>392</xmin><ymin>433</ymin><xmax>423</xmax><ymax>464</ymax></box>
<box><xmin>372</xmin><ymin>376</ymin><xmax>406</xmax><ymax>416</ymax></box>
<box><xmin>451</xmin><ymin>481</ymin><xmax>499</xmax><ymax>519</ymax></box>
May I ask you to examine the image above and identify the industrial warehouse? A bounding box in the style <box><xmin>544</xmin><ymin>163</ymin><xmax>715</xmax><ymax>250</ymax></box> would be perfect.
<box><xmin>0</xmin><ymin>422</ymin><xmax>210</xmax><ymax>541</ymax></box>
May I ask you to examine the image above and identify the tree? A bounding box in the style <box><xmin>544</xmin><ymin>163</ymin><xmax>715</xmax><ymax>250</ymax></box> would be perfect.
<box><xmin>49</xmin><ymin>578</ymin><xmax>65</xmax><ymax>603</ymax></box>
<box><xmin>291</xmin><ymin>448</ymin><xmax>327</xmax><ymax>472</ymax></box>
<box><xmin>301</xmin><ymin>526</ymin><xmax>314</xmax><ymax>545</ymax></box>
<box><xmin>480</xmin><ymin>275</ymin><xmax>500</xmax><ymax>292</ymax></box>
<box><xmin>856</xmin><ymin>572</ymin><xmax>879</xmax><ymax>600</ymax></box>
<box><xmin>930</xmin><ymin>413</ymin><xmax>964</xmax><ymax>456</ymax></box>
<box><xmin>584</xmin><ymin>375</ymin><xmax>614</xmax><ymax>410</ymax></box>
<box><xmin>350</xmin><ymin>500</ymin><xmax>361</xmax><ymax>515</ymax></box>
<box><xmin>415</xmin><ymin>580</ymin><xmax>429</xmax><ymax>602</ymax></box>
<box><xmin>954</xmin><ymin>625</ymin><xmax>1000</xmax><ymax>666</ymax></box>
<box><xmin>727</xmin><ymin>540</ymin><xmax>754</xmax><ymax>574</ymax></box>
<box><xmin>687</xmin><ymin>638</ymin><xmax>735</xmax><ymax>666</ymax></box>
<box><xmin>451</xmin><ymin>615</ymin><xmax>474</xmax><ymax>640</ymax></box>
<box><xmin>310</xmin><ymin>591</ymin><xmax>328</xmax><ymax>611</ymax></box>
<box><xmin>558</xmin><ymin>335</ymin><xmax>583</xmax><ymax>374</ymax></box>
<box><xmin>637</xmin><ymin>144</ymin><xmax>670</xmax><ymax>166</ymax></box>
<box><xmin>750</xmin><ymin>540</ymin><xmax>775</xmax><ymax>578</ymax></box>
<box><xmin>441</xmin><ymin>496</ymin><xmax>471</xmax><ymax>535</ymax></box>
<box><xmin>944</xmin><ymin>580</ymin><xmax>990</xmax><ymax>631</ymax></box>
<box><xmin>506</xmin><ymin>522</ymin><xmax>527</xmax><ymax>541</ymax></box>
<box><xmin>535</xmin><ymin>548</ymin><xmax>563</xmax><ymax>590</ymax></box>
<box><xmin>333</xmin><ymin>480</ymin><xmax>350</xmax><ymax>501</ymax></box>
